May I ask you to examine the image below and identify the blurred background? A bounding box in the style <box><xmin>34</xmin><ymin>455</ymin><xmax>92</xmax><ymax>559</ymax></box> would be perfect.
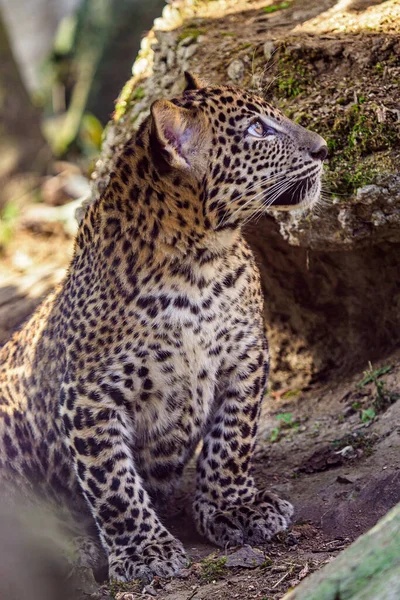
<box><xmin>0</xmin><ymin>0</ymin><xmax>166</xmax><ymax>342</ymax></box>
<box><xmin>0</xmin><ymin>0</ymin><xmax>165</xmax><ymax>243</ymax></box>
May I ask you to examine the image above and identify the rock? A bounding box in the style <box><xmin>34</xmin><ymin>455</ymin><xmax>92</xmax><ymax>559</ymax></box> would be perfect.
<box><xmin>142</xmin><ymin>583</ymin><xmax>158</xmax><ymax>596</ymax></box>
<box><xmin>184</xmin><ymin>43</ymin><xmax>198</xmax><ymax>61</ymax></box>
<box><xmin>335</xmin><ymin>445</ymin><xmax>356</xmax><ymax>459</ymax></box>
<box><xmin>178</xmin><ymin>34</ymin><xmax>196</xmax><ymax>47</ymax></box>
<box><xmin>224</xmin><ymin>545</ymin><xmax>266</xmax><ymax>568</ymax></box>
<box><xmin>356</xmin><ymin>184</ymin><xmax>386</xmax><ymax>205</ymax></box>
<box><xmin>227</xmin><ymin>58</ymin><xmax>245</xmax><ymax>81</ymax></box>
<box><xmin>263</xmin><ymin>40</ymin><xmax>276</xmax><ymax>60</ymax></box>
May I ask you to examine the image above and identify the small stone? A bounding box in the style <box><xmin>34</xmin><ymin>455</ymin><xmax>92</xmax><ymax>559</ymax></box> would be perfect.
<box><xmin>185</xmin><ymin>44</ymin><xmax>198</xmax><ymax>60</ymax></box>
<box><xmin>337</xmin><ymin>208</ymin><xmax>354</xmax><ymax>230</ymax></box>
<box><xmin>142</xmin><ymin>583</ymin><xmax>157</xmax><ymax>596</ymax></box>
<box><xmin>337</xmin><ymin>475</ymin><xmax>354</xmax><ymax>484</ymax></box>
<box><xmin>227</xmin><ymin>59</ymin><xmax>245</xmax><ymax>81</ymax></box>
<box><xmin>286</xmin><ymin>532</ymin><xmax>299</xmax><ymax>546</ymax></box>
<box><xmin>166</xmin><ymin>48</ymin><xmax>176</xmax><ymax>69</ymax></box>
<box><xmin>263</xmin><ymin>41</ymin><xmax>275</xmax><ymax>60</ymax></box>
<box><xmin>225</xmin><ymin>545</ymin><xmax>265</xmax><ymax>568</ymax></box>
<box><xmin>133</xmin><ymin>57</ymin><xmax>149</xmax><ymax>77</ymax></box>
<box><xmin>356</xmin><ymin>184</ymin><xmax>384</xmax><ymax>204</ymax></box>
<box><xmin>336</xmin><ymin>445</ymin><xmax>355</xmax><ymax>458</ymax></box>
<box><xmin>178</xmin><ymin>35</ymin><xmax>196</xmax><ymax>47</ymax></box>
<box><xmin>371</xmin><ymin>209</ymin><xmax>386</xmax><ymax>226</ymax></box>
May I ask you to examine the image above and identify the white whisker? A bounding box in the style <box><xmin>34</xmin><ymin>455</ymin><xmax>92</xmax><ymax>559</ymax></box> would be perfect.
<box><xmin>217</xmin><ymin>170</ymin><xmax>290</xmax><ymax>227</ymax></box>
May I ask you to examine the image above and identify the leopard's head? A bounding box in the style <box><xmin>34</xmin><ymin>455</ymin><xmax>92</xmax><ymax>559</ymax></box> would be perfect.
<box><xmin>149</xmin><ymin>72</ymin><xmax>327</xmax><ymax>231</ymax></box>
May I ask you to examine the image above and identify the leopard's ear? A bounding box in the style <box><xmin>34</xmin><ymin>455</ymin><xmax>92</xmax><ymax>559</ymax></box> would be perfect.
<box><xmin>183</xmin><ymin>71</ymin><xmax>203</xmax><ymax>91</ymax></box>
<box><xmin>150</xmin><ymin>99</ymin><xmax>208</xmax><ymax>171</ymax></box>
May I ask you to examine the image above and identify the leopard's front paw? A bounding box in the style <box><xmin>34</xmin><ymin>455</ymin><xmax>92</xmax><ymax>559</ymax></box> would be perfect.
<box><xmin>194</xmin><ymin>490</ymin><xmax>293</xmax><ymax>547</ymax></box>
<box><xmin>109</xmin><ymin>536</ymin><xmax>187</xmax><ymax>583</ymax></box>
<box><xmin>253</xmin><ymin>489</ymin><xmax>294</xmax><ymax>523</ymax></box>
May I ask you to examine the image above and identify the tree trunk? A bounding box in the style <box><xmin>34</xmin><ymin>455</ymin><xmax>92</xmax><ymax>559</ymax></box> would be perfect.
<box><xmin>0</xmin><ymin>10</ymin><xmax>51</xmax><ymax>208</ymax></box>
<box><xmin>282</xmin><ymin>502</ymin><xmax>400</xmax><ymax>600</ymax></box>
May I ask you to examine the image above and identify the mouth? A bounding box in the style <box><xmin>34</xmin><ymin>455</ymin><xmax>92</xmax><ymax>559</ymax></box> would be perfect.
<box><xmin>268</xmin><ymin>174</ymin><xmax>321</xmax><ymax>210</ymax></box>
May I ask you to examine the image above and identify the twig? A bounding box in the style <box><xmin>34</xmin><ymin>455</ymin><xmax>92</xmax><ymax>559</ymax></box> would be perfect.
<box><xmin>311</xmin><ymin>545</ymin><xmax>347</xmax><ymax>553</ymax></box>
<box><xmin>272</xmin><ymin>570</ymin><xmax>290</xmax><ymax>589</ymax></box>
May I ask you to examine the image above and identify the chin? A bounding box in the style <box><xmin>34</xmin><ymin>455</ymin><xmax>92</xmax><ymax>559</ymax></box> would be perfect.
<box><xmin>267</xmin><ymin>177</ymin><xmax>322</xmax><ymax>212</ymax></box>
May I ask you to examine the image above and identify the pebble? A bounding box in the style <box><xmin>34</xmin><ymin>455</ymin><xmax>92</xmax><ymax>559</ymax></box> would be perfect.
<box><xmin>263</xmin><ymin>40</ymin><xmax>276</xmax><ymax>60</ymax></box>
<box><xmin>227</xmin><ymin>58</ymin><xmax>245</xmax><ymax>81</ymax></box>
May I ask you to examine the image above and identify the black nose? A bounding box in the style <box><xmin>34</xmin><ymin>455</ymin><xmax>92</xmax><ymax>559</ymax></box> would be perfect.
<box><xmin>309</xmin><ymin>143</ymin><xmax>328</xmax><ymax>162</ymax></box>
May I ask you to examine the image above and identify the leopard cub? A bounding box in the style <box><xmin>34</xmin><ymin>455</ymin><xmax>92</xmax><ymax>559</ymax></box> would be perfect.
<box><xmin>0</xmin><ymin>72</ymin><xmax>326</xmax><ymax>582</ymax></box>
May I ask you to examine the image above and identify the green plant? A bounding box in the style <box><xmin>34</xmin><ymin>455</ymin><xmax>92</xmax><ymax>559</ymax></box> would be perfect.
<box><xmin>270</xmin><ymin>427</ymin><xmax>280</xmax><ymax>442</ymax></box>
<box><xmin>361</xmin><ymin>407</ymin><xmax>376</xmax><ymax>423</ymax></box>
<box><xmin>132</xmin><ymin>86</ymin><xmax>145</xmax><ymax>100</ymax></box>
<box><xmin>260</xmin><ymin>558</ymin><xmax>273</xmax><ymax>569</ymax></box>
<box><xmin>332</xmin><ymin>431</ymin><xmax>378</xmax><ymax>456</ymax></box>
<box><xmin>201</xmin><ymin>556</ymin><xmax>227</xmax><ymax>582</ymax></box>
<box><xmin>270</xmin><ymin>412</ymin><xmax>300</xmax><ymax>442</ymax></box>
<box><xmin>357</xmin><ymin>363</ymin><xmax>399</xmax><ymax>415</ymax></box>
<box><xmin>357</xmin><ymin>365</ymin><xmax>392</xmax><ymax>387</ymax></box>
<box><xmin>277</xmin><ymin>74</ymin><xmax>303</xmax><ymax>98</ymax></box>
<box><xmin>276</xmin><ymin>412</ymin><xmax>293</xmax><ymax>424</ymax></box>
<box><xmin>276</xmin><ymin>412</ymin><xmax>300</xmax><ymax>429</ymax></box>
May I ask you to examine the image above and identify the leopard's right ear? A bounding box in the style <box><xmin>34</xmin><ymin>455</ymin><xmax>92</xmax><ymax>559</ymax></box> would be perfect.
<box><xmin>183</xmin><ymin>71</ymin><xmax>203</xmax><ymax>91</ymax></box>
<box><xmin>150</xmin><ymin>99</ymin><xmax>208</xmax><ymax>172</ymax></box>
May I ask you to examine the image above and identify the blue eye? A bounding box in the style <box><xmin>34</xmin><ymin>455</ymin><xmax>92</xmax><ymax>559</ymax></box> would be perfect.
<box><xmin>247</xmin><ymin>120</ymin><xmax>275</xmax><ymax>138</ymax></box>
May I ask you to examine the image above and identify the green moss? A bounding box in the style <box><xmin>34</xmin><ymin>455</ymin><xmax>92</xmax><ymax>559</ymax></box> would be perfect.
<box><xmin>132</xmin><ymin>86</ymin><xmax>145</xmax><ymax>100</ymax></box>
<box><xmin>263</xmin><ymin>1</ymin><xmax>291</xmax><ymax>13</ymax></box>
<box><xmin>237</xmin><ymin>42</ymin><xmax>253</xmax><ymax>51</ymax></box>
<box><xmin>323</xmin><ymin>152</ymin><xmax>396</xmax><ymax>197</ymax></box>
<box><xmin>276</xmin><ymin>57</ymin><xmax>308</xmax><ymax>98</ymax></box>
<box><xmin>108</xmin><ymin>579</ymin><xmax>139</xmax><ymax>598</ymax></box>
<box><xmin>200</xmin><ymin>555</ymin><xmax>227</xmax><ymax>582</ymax></box>
<box><xmin>260</xmin><ymin>558</ymin><xmax>273</xmax><ymax>568</ymax></box>
<box><xmin>114</xmin><ymin>77</ymin><xmax>136</xmax><ymax>121</ymax></box>
<box><xmin>271</xmin><ymin>47</ymin><xmax>399</xmax><ymax>195</ymax></box>
<box><xmin>177</xmin><ymin>26</ymin><xmax>204</xmax><ymax>43</ymax></box>
<box><xmin>114</xmin><ymin>82</ymin><xmax>146</xmax><ymax>123</ymax></box>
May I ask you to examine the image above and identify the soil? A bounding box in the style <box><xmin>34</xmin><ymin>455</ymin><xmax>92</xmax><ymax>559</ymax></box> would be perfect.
<box><xmin>0</xmin><ymin>1</ymin><xmax>399</xmax><ymax>599</ymax></box>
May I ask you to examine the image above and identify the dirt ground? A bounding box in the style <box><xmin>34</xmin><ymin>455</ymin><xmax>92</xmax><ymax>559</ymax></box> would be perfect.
<box><xmin>1</xmin><ymin>1</ymin><xmax>400</xmax><ymax>599</ymax></box>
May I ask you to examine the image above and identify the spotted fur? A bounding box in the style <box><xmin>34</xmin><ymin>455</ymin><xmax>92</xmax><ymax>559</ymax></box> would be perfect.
<box><xmin>0</xmin><ymin>73</ymin><xmax>326</xmax><ymax>582</ymax></box>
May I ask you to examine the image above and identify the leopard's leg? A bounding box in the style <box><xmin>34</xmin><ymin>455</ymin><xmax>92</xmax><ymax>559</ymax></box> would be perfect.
<box><xmin>193</xmin><ymin>342</ymin><xmax>293</xmax><ymax>547</ymax></box>
<box><xmin>60</xmin><ymin>385</ymin><xmax>187</xmax><ymax>582</ymax></box>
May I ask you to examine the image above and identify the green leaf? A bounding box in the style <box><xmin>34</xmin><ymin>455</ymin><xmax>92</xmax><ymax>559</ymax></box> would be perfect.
<box><xmin>358</xmin><ymin>365</ymin><xmax>392</xmax><ymax>387</ymax></box>
<box><xmin>276</xmin><ymin>412</ymin><xmax>293</xmax><ymax>424</ymax></box>
<box><xmin>361</xmin><ymin>408</ymin><xmax>376</xmax><ymax>422</ymax></box>
<box><xmin>270</xmin><ymin>428</ymin><xmax>280</xmax><ymax>442</ymax></box>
